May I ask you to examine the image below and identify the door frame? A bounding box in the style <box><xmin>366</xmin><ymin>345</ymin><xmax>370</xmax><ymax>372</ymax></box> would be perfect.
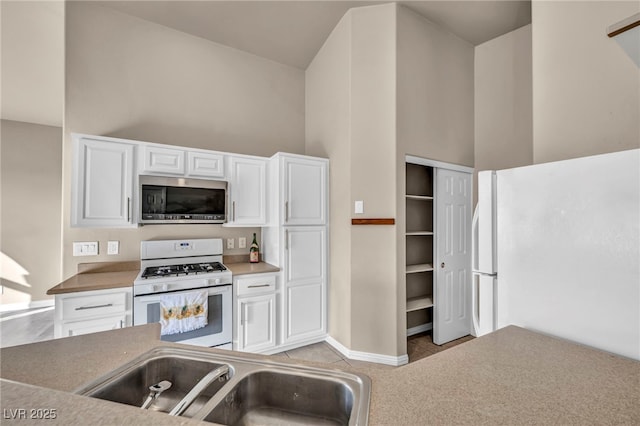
<box><xmin>405</xmin><ymin>155</ymin><xmax>474</xmax><ymax>174</ymax></box>
<box><xmin>405</xmin><ymin>155</ymin><xmax>474</xmax><ymax>345</ymax></box>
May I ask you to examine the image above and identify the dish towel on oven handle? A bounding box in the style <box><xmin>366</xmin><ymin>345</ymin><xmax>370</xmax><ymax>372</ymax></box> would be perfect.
<box><xmin>159</xmin><ymin>290</ymin><xmax>208</xmax><ymax>336</ymax></box>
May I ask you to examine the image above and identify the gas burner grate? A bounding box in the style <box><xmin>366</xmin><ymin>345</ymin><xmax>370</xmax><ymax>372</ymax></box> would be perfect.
<box><xmin>141</xmin><ymin>262</ymin><xmax>227</xmax><ymax>279</ymax></box>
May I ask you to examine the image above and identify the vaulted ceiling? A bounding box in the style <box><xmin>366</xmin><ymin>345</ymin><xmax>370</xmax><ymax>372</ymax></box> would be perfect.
<box><xmin>98</xmin><ymin>1</ymin><xmax>531</xmax><ymax>69</ymax></box>
<box><xmin>1</xmin><ymin>1</ymin><xmax>531</xmax><ymax>127</ymax></box>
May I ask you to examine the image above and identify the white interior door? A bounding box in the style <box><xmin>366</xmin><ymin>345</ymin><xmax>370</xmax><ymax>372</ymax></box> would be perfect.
<box><xmin>434</xmin><ymin>168</ymin><xmax>472</xmax><ymax>344</ymax></box>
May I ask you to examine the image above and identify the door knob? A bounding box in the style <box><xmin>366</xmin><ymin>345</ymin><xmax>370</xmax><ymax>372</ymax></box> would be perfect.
<box><xmin>441</xmin><ymin>262</ymin><xmax>445</xmax><ymax>268</ymax></box>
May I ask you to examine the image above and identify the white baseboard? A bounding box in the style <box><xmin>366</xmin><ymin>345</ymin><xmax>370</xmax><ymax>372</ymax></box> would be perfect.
<box><xmin>260</xmin><ymin>334</ymin><xmax>328</xmax><ymax>355</ymax></box>
<box><xmin>325</xmin><ymin>335</ymin><xmax>409</xmax><ymax>366</ymax></box>
<box><xmin>407</xmin><ymin>322</ymin><xmax>432</xmax><ymax>337</ymax></box>
<box><xmin>0</xmin><ymin>299</ymin><xmax>54</xmax><ymax>313</ymax></box>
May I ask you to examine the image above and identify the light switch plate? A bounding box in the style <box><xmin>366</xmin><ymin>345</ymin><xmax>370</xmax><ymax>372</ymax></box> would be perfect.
<box><xmin>355</xmin><ymin>200</ymin><xmax>364</xmax><ymax>214</ymax></box>
<box><xmin>227</xmin><ymin>238</ymin><xmax>235</xmax><ymax>249</ymax></box>
<box><xmin>238</xmin><ymin>237</ymin><xmax>246</xmax><ymax>249</ymax></box>
<box><xmin>73</xmin><ymin>241</ymin><xmax>98</xmax><ymax>256</ymax></box>
<box><xmin>107</xmin><ymin>241</ymin><xmax>119</xmax><ymax>255</ymax></box>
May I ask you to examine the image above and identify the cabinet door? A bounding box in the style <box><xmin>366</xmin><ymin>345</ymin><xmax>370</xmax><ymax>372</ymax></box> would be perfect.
<box><xmin>284</xmin><ymin>227</ymin><xmax>326</xmax><ymax>285</ymax></box>
<box><xmin>187</xmin><ymin>151</ymin><xmax>225</xmax><ymax>178</ymax></box>
<box><xmin>282</xmin><ymin>226</ymin><xmax>326</xmax><ymax>343</ymax></box>
<box><xmin>434</xmin><ymin>168</ymin><xmax>472</xmax><ymax>345</ymax></box>
<box><xmin>229</xmin><ymin>157</ymin><xmax>266</xmax><ymax>225</ymax></box>
<box><xmin>141</xmin><ymin>145</ymin><xmax>185</xmax><ymax>175</ymax></box>
<box><xmin>283</xmin><ymin>156</ymin><xmax>327</xmax><ymax>225</ymax></box>
<box><xmin>284</xmin><ymin>282</ymin><xmax>324</xmax><ymax>342</ymax></box>
<box><xmin>237</xmin><ymin>293</ymin><xmax>276</xmax><ymax>353</ymax></box>
<box><xmin>61</xmin><ymin>313</ymin><xmax>128</xmax><ymax>338</ymax></box>
<box><xmin>73</xmin><ymin>137</ymin><xmax>135</xmax><ymax>227</ymax></box>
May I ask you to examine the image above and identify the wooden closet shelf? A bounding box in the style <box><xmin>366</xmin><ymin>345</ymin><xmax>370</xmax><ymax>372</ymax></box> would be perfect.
<box><xmin>406</xmin><ymin>296</ymin><xmax>434</xmax><ymax>312</ymax></box>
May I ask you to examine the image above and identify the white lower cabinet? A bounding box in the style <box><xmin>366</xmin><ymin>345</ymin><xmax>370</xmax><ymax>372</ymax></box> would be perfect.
<box><xmin>284</xmin><ymin>282</ymin><xmax>324</xmax><ymax>342</ymax></box>
<box><xmin>281</xmin><ymin>226</ymin><xmax>327</xmax><ymax>346</ymax></box>
<box><xmin>237</xmin><ymin>294</ymin><xmax>276</xmax><ymax>353</ymax></box>
<box><xmin>233</xmin><ymin>273</ymin><xmax>277</xmax><ymax>353</ymax></box>
<box><xmin>54</xmin><ymin>287</ymin><xmax>132</xmax><ymax>338</ymax></box>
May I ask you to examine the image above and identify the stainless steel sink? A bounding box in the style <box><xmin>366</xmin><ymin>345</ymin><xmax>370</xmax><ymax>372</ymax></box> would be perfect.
<box><xmin>74</xmin><ymin>347</ymin><xmax>370</xmax><ymax>426</ymax></box>
<box><xmin>74</xmin><ymin>348</ymin><xmax>232</xmax><ymax>417</ymax></box>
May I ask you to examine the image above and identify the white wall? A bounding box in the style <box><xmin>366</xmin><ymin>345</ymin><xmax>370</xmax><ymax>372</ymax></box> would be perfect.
<box><xmin>349</xmin><ymin>4</ymin><xmax>399</xmax><ymax>356</ymax></box>
<box><xmin>396</xmin><ymin>6</ymin><xmax>475</xmax><ymax>167</ymax></box>
<box><xmin>396</xmin><ymin>5</ymin><xmax>474</xmax><ymax>354</ymax></box>
<box><xmin>305</xmin><ymin>13</ymin><xmax>353</xmax><ymax>348</ymax></box>
<box><xmin>475</xmin><ymin>25</ymin><xmax>533</xmax><ymax>174</ymax></box>
<box><xmin>532</xmin><ymin>1</ymin><xmax>640</xmax><ymax>163</ymax></box>
<box><xmin>0</xmin><ymin>1</ymin><xmax>64</xmax><ymax>127</ymax></box>
<box><xmin>307</xmin><ymin>3</ymin><xmax>399</xmax><ymax>357</ymax></box>
<box><xmin>1</xmin><ymin>120</ymin><xmax>62</xmax><ymax>304</ymax></box>
<box><xmin>307</xmin><ymin>3</ymin><xmax>474</xmax><ymax>358</ymax></box>
<box><xmin>62</xmin><ymin>3</ymin><xmax>306</xmax><ymax>278</ymax></box>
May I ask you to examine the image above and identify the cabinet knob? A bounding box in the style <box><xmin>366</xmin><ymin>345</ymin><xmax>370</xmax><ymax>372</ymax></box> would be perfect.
<box><xmin>440</xmin><ymin>262</ymin><xmax>445</xmax><ymax>268</ymax></box>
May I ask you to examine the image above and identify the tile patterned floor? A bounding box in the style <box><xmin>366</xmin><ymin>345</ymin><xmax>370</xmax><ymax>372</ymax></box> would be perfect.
<box><xmin>0</xmin><ymin>307</ymin><xmax>55</xmax><ymax>348</ymax></box>
<box><xmin>274</xmin><ymin>332</ymin><xmax>475</xmax><ymax>369</ymax></box>
<box><xmin>0</xmin><ymin>308</ymin><xmax>474</xmax><ymax>368</ymax></box>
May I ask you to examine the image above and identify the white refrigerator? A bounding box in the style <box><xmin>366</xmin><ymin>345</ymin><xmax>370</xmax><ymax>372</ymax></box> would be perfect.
<box><xmin>472</xmin><ymin>149</ymin><xmax>640</xmax><ymax>361</ymax></box>
<box><xmin>471</xmin><ymin>171</ymin><xmax>497</xmax><ymax>337</ymax></box>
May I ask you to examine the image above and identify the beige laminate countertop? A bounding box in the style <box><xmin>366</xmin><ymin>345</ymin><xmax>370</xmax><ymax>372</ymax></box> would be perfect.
<box><xmin>46</xmin><ymin>270</ymin><xmax>139</xmax><ymax>295</ymax></box>
<box><xmin>224</xmin><ymin>261</ymin><xmax>280</xmax><ymax>275</ymax></box>
<box><xmin>1</xmin><ymin>326</ymin><xmax>638</xmax><ymax>425</ymax></box>
<box><xmin>46</xmin><ymin>261</ymin><xmax>278</xmax><ymax>295</ymax></box>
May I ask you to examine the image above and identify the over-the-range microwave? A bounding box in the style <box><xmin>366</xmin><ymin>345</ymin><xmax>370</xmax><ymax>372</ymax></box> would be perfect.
<box><xmin>139</xmin><ymin>175</ymin><xmax>227</xmax><ymax>225</ymax></box>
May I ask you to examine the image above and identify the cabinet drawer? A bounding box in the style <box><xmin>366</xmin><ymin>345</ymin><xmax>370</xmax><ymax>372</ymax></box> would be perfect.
<box><xmin>61</xmin><ymin>291</ymin><xmax>128</xmax><ymax>321</ymax></box>
<box><xmin>61</xmin><ymin>313</ymin><xmax>128</xmax><ymax>338</ymax></box>
<box><xmin>236</xmin><ymin>274</ymin><xmax>276</xmax><ymax>297</ymax></box>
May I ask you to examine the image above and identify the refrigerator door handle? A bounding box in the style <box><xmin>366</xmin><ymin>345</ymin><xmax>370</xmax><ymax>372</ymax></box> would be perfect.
<box><xmin>472</xmin><ymin>205</ymin><xmax>479</xmax><ymax>271</ymax></box>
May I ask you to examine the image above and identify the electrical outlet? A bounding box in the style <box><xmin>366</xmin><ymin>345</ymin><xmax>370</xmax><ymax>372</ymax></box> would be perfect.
<box><xmin>227</xmin><ymin>238</ymin><xmax>235</xmax><ymax>249</ymax></box>
<box><xmin>107</xmin><ymin>241</ymin><xmax>119</xmax><ymax>255</ymax></box>
<box><xmin>73</xmin><ymin>241</ymin><xmax>98</xmax><ymax>256</ymax></box>
<box><xmin>355</xmin><ymin>200</ymin><xmax>364</xmax><ymax>214</ymax></box>
<box><xmin>238</xmin><ymin>237</ymin><xmax>246</xmax><ymax>249</ymax></box>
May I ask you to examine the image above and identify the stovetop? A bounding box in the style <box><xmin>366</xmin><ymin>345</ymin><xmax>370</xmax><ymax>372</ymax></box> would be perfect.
<box><xmin>140</xmin><ymin>262</ymin><xmax>227</xmax><ymax>279</ymax></box>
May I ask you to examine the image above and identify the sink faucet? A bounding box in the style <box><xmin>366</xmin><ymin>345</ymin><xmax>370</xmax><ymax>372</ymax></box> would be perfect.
<box><xmin>169</xmin><ymin>365</ymin><xmax>230</xmax><ymax>416</ymax></box>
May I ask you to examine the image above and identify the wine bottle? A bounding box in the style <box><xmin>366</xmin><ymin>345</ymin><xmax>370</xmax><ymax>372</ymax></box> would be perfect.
<box><xmin>249</xmin><ymin>233</ymin><xmax>259</xmax><ymax>263</ymax></box>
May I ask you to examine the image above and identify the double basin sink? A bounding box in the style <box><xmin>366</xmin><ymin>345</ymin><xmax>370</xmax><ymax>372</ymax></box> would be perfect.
<box><xmin>74</xmin><ymin>347</ymin><xmax>370</xmax><ymax>425</ymax></box>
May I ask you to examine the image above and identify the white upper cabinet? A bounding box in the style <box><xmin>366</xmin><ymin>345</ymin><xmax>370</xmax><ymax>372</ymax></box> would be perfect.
<box><xmin>227</xmin><ymin>156</ymin><xmax>267</xmax><ymax>226</ymax></box>
<box><xmin>270</xmin><ymin>154</ymin><xmax>328</xmax><ymax>226</ymax></box>
<box><xmin>187</xmin><ymin>151</ymin><xmax>225</xmax><ymax>178</ymax></box>
<box><xmin>71</xmin><ymin>135</ymin><xmax>136</xmax><ymax>228</ymax></box>
<box><xmin>140</xmin><ymin>144</ymin><xmax>225</xmax><ymax>178</ymax></box>
<box><xmin>284</xmin><ymin>156</ymin><xmax>327</xmax><ymax>225</ymax></box>
<box><xmin>141</xmin><ymin>145</ymin><xmax>185</xmax><ymax>175</ymax></box>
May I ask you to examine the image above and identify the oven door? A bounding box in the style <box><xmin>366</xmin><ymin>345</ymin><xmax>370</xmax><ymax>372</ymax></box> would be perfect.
<box><xmin>134</xmin><ymin>285</ymin><xmax>232</xmax><ymax>348</ymax></box>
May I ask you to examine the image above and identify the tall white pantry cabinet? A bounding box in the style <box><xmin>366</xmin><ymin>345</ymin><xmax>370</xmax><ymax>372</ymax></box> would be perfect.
<box><xmin>263</xmin><ymin>153</ymin><xmax>329</xmax><ymax>350</ymax></box>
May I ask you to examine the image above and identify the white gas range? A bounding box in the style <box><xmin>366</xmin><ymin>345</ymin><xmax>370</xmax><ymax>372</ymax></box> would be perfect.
<box><xmin>133</xmin><ymin>238</ymin><xmax>232</xmax><ymax>349</ymax></box>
